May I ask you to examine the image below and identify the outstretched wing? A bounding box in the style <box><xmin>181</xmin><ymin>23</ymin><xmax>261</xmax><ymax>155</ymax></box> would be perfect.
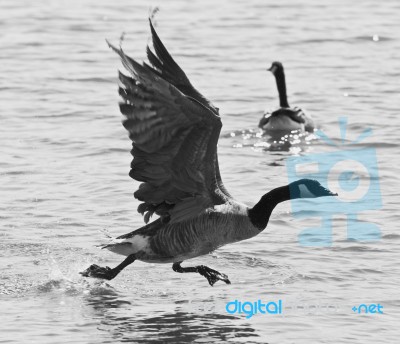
<box><xmin>145</xmin><ymin>19</ymin><xmax>219</xmax><ymax>116</ymax></box>
<box><xmin>109</xmin><ymin>37</ymin><xmax>231</xmax><ymax>224</ymax></box>
<box><xmin>145</xmin><ymin>20</ymin><xmax>233</xmax><ymax>201</ymax></box>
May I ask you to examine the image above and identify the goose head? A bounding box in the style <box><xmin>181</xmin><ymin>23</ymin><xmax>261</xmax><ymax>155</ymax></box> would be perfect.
<box><xmin>289</xmin><ymin>179</ymin><xmax>338</xmax><ymax>199</ymax></box>
<box><xmin>267</xmin><ymin>61</ymin><xmax>289</xmax><ymax>108</ymax></box>
<box><xmin>268</xmin><ymin>61</ymin><xmax>284</xmax><ymax>76</ymax></box>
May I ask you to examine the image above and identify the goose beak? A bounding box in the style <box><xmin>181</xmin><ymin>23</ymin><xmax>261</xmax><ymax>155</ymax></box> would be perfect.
<box><xmin>327</xmin><ymin>190</ymin><xmax>338</xmax><ymax>196</ymax></box>
<box><xmin>316</xmin><ymin>183</ymin><xmax>338</xmax><ymax>197</ymax></box>
<box><xmin>268</xmin><ymin>65</ymin><xmax>278</xmax><ymax>74</ymax></box>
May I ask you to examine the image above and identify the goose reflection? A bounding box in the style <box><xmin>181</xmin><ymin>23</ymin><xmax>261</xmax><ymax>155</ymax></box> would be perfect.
<box><xmin>83</xmin><ymin>288</ymin><xmax>262</xmax><ymax>343</ymax></box>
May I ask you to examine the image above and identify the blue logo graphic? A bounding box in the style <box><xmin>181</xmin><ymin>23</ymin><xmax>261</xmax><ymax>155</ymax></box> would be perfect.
<box><xmin>226</xmin><ymin>299</ymin><xmax>282</xmax><ymax>319</ymax></box>
<box><xmin>352</xmin><ymin>303</ymin><xmax>383</xmax><ymax>314</ymax></box>
<box><xmin>286</xmin><ymin>118</ymin><xmax>382</xmax><ymax>246</ymax></box>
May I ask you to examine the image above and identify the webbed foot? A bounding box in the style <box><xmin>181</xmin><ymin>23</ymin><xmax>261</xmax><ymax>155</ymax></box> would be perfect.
<box><xmin>172</xmin><ymin>262</ymin><xmax>231</xmax><ymax>286</ymax></box>
<box><xmin>197</xmin><ymin>265</ymin><xmax>231</xmax><ymax>286</ymax></box>
<box><xmin>80</xmin><ymin>264</ymin><xmax>116</xmax><ymax>280</ymax></box>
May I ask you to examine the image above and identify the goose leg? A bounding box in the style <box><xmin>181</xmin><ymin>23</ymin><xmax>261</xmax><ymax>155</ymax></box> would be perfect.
<box><xmin>80</xmin><ymin>254</ymin><xmax>136</xmax><ymax>280</ymax></box>
<box><xmin>172</xmin><ymin>262</ymin><xmax>231</xmax><ymax>286</ymax></box>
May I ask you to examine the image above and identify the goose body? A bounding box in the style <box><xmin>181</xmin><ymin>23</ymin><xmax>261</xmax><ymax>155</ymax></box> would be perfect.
<box><xmin>259</xmin><ymin>62</ymin><xmax>315</xmax><ymax>133</ymax></box>
<box><xmin>81</xmin><ymin>20</ymin><xmax>336</xmax><ymax>286</ymax></box>
<box><xmin>106</xmin><ymin>202</ymin><xmax>257</xmax><ymax>264</ymax></box>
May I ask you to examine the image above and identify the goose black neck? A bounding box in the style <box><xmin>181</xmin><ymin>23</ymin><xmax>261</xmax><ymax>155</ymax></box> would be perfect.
<box><xmin>274</xmin><ymin>68</ymin><xmax>289</xmax><ymax>108</ymax></box>
<box><xmin>248</xmin><ymin>185</ymin><xmax>291</xmax><ymax>230</ymax></box>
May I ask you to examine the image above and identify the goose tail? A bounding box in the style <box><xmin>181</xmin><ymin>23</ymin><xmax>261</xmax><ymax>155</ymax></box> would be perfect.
<box><xmin>98</xmin><ymin>240</ymin><xmax>134</xmax><ymax>256</ymax></box>
<box><xmin>96</xmin><ymin>230</ymin><xmax>133</xmax><ymax>256</ymax></box>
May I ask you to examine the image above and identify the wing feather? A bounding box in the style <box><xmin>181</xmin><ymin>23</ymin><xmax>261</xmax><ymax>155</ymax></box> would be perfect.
<box><xmin>145</xmin><ymin>20</ymin><xmax>232</xmax><ymax>204</ymax></box>
<box><xmin>147</xmin><ymin>19</ymin><xmax>219</xmax><ymax>115</ymax></box>
<box><xmin>108</xmin><ymin>35</ymin><xmax>230</xmax><ymax>224</ymax></box>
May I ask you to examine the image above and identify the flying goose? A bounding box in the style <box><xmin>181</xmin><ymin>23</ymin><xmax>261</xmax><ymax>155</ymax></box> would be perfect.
<box><xmin>259</xmin><ymin>61</ymin><xmax>315</xmax><ymax>133</ymax></box>
<box><xmin>80</xmin><ymin>20</ymin><xmax>336</xmax><ymax>286</ymax></box>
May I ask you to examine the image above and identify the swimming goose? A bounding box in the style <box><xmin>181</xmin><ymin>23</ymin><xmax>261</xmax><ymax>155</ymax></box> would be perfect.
<box><xmin>259</xmin><ymin>62</ymin><xmax>315</xmax><ymax>133</ymax></box>
<box><xmin>80</xmin><ymin>20</ymin><xmax>336</xmax><ymax>286</ymax></box>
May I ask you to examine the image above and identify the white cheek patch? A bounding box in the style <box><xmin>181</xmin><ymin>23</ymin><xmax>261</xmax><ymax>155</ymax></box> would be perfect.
<box><xmin>299</xmin><ymin>184</ymin><xmax>316</xmax><ymax>198</ymax></box>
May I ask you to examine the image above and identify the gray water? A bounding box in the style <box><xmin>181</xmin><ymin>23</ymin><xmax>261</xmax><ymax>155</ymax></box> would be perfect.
<box><xmin>1</xmin><ymin>0</ymin><xmax>400</xmax><ymax>343</ymax></box>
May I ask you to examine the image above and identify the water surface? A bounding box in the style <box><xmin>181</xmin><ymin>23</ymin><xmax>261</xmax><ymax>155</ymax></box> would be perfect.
<box><xmin>1</xmin><ymin>0</ymin><xmax>400</xmax><ymax>343</ymax></box>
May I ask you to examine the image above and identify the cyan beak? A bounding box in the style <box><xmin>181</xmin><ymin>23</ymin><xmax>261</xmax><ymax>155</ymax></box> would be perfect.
<box><xmin>322</xmin><ymin>187</ymin><xmax>338</xmax><ymax>197</ymax></box>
